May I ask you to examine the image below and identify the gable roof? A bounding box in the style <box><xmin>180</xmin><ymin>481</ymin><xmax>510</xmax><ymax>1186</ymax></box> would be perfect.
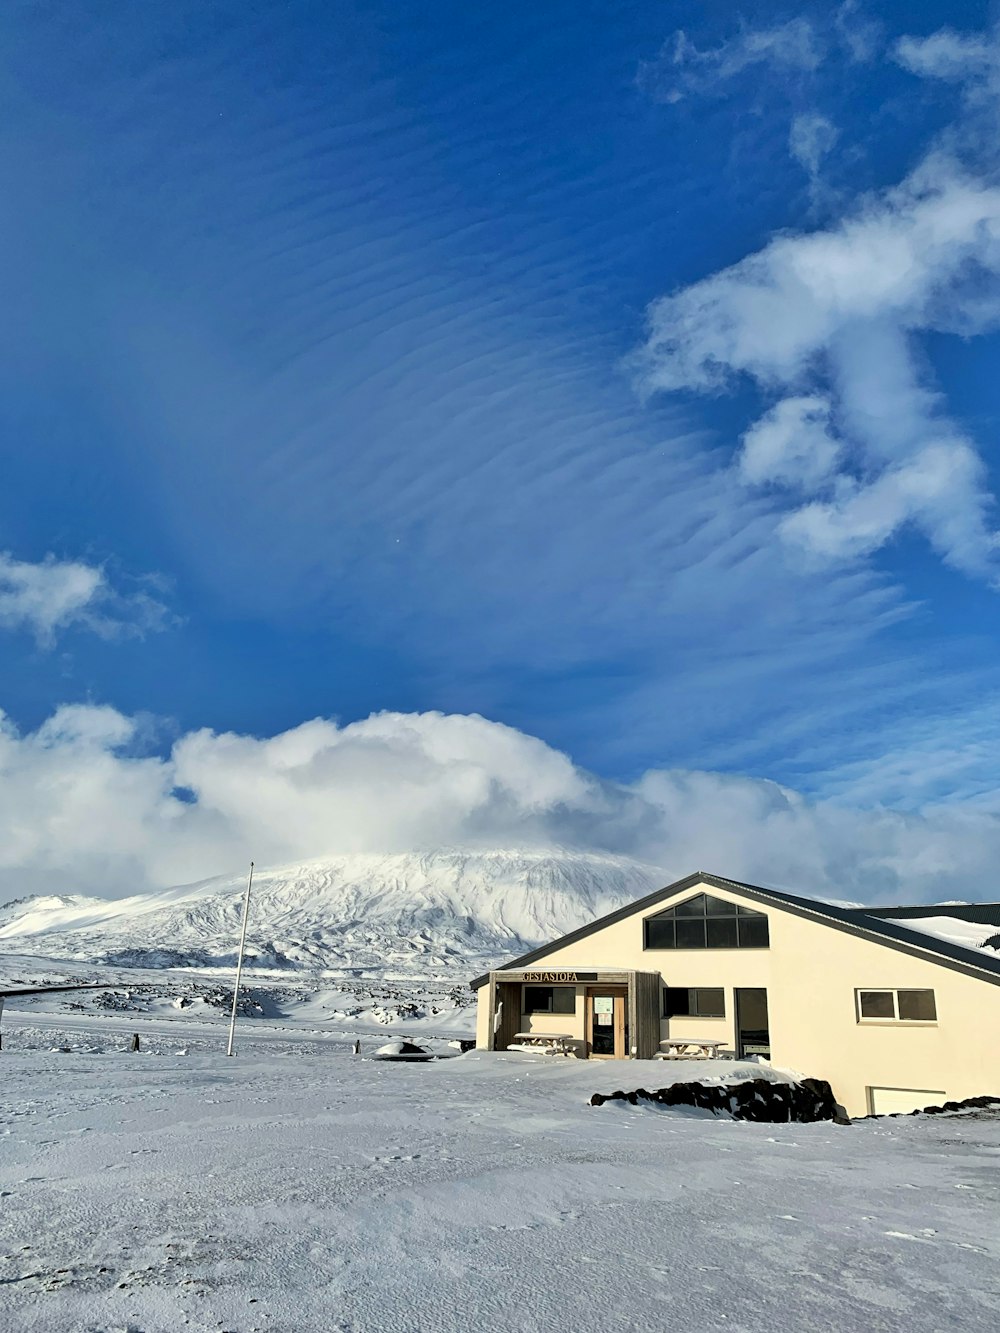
<box><xmin>470</xmin><ymin>870</ymin><xmax>1000</xmax><ymax>990</ymax></box>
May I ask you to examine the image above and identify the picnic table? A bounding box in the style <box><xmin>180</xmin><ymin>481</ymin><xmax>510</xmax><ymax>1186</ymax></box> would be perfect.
<box><xmin>507</xmin><ymin>1031</ymin><xmax>576</xmax><ymax>1056</ymax></box>
<box><xmin>654</xmin><ymin>1037</ymin><xmax>728</xmax><ymax>1060</ymax></box>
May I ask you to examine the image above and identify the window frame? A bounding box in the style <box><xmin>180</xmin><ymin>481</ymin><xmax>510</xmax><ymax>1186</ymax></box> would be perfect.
<box><xmin>856</xmin><ymin>988</ymin><xmax>937</xmax><ymax>1025</ymax></box>
<box><xmin>644</xmin><ymin>893</ymin><xmax>769</xmax><ymax>951</ymax></box>
<box><xmin>523</xmin><ymin>985</ymin><xmax>576</xmax><ymax>1015</ymax></box>
<box><xmin>663</xmin><ymin>986</ymin><xmax>726</xmax><ymax>1019</ymax></box>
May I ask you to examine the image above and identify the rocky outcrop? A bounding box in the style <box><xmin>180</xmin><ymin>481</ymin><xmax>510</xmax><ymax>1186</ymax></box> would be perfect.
<box><xmin>589</xmin><ymin>1076</ymin><xmax>844</xmax><ymax>1123</ymax></box>
<box><xmin>882</xmin><ymin>1094</ymin><xmax>1000</xmax><ymax>1118</ymax></box>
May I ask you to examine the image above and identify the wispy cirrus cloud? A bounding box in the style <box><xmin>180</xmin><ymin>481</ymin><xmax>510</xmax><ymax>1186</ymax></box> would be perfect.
<box><xmin>894</xmin><ymin>26</ymin><xmax>1000</xmax><ymax>96</ymax></box>
<box><xmin>638</xmin><ymin>19</ymin><xmax>822</xmax><ymax>104</ymax></box>
<box><xmin>0</xmin><ymin>552</ymin><xmax>169</xmax><ymax>647</ymax></box>
<box><xmin>638</xmin><ymin>5</ymin><xmax>881</xmax><ymax>106</ymax></box>
<box><xmin>834</xmin><ymin>1</ymin><xmax>883</xmax><ymax>65</ymax></box>
<box><xmin>788</xmin><ymin>112</ymin><xmax>840</xmax><ymax>177</ymax></box>
<box><xmin>788</xmin><ymin>112</ymin><xmax>840</xmax><ymax>204</ymax></box>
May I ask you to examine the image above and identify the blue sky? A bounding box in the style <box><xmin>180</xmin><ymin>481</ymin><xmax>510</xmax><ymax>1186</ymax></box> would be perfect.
<box><xmin>4</xmin><ymin>2</ymin><xmax>1000</xmax><ymax>901</ymax></box>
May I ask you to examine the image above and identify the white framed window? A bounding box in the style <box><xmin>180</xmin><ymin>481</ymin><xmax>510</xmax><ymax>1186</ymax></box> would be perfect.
<box><xmin>856</xmin><ymin>989</ymin><xmax>937</xmax><ymax>1023</ymax></box>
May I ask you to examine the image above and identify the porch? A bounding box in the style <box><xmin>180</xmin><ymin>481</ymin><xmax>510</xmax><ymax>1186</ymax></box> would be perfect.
<box><xmin>484</xmin><ymin>968</ymin><xmax>662</xmax><ymax>1060</ymax></box>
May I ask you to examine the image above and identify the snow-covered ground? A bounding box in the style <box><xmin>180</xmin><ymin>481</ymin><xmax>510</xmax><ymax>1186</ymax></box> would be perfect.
<box><xmin>2</xmin><ymin>1008</ymin><xmax>998</xmax><ymax>1333</ymax></box>
<box><xmin>0</xmin><ymin>949</ymin><xmax>479</xmax><ymax>1039</ymax></box>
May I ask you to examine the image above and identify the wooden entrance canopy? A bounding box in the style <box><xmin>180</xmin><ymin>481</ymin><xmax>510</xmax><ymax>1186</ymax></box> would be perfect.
<box><xmin>484</xmin><ymin>968</ymin><xmax>661</xmax><ymax>1059</ymax></box>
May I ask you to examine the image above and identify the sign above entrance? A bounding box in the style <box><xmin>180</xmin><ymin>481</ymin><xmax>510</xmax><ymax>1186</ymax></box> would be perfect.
<box><xmin>522</xmin><ymin>971</ymin><xmax>598</xmax><ymax>983</ymax></box>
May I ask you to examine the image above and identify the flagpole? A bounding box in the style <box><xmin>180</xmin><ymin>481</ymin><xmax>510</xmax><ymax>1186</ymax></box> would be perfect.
<box><xmin>226</xmin><ymin>861</ymin><xmax>254</xmax><ymax>1058</ymax></box>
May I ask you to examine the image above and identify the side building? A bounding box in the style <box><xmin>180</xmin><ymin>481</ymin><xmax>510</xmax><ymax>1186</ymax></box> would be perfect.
<box><xmin>471</xmin><ymin>870</ymin><xmax>1000</xmax><ymax>1117</ymax></box>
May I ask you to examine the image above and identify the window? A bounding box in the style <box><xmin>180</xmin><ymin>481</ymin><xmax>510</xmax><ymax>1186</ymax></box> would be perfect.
<box><xmin>898</xmin><ymin>990</ymin><xmax>937</xmax><ymax>1021</ymax></box>
<box><xmin>858</xmin><ymin>990</ymin><xmax>895</xmax><ymax>1019</ymax></box>
<box><xmin>524</xmin><ymin>986</ymin><xmax>575</xmax><ymax>1014</ymax></box>
<box><xmin>663</xmin><ymin>987</ymin><xmax>725</xmax><ymax>1018</ymax></box>
<box><xmin>645</xmin><ymin>893</ymin><xmax>769</xmax><ymax>950</ymax></box>
<box><xmin>857</xmin><ymin>989</ymin><xmax>937</xmax><ymax>1023</ymax></box>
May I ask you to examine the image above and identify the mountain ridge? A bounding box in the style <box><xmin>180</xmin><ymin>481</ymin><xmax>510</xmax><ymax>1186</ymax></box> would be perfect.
<box><xmin>0</xmin><ymin>848</ymin><xmax>669</xmax><ymax>976</ymax></box>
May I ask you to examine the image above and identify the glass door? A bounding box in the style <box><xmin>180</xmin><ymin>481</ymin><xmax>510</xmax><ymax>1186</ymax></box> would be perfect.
<box><xmin>587</xmin><ymin>988</ymin><xmax>627</xmax><ymax>1059</ymax></box>
<box><xmin>735</xmin><ymin>987</ymin><xmax>770</xmax><ymax>1060</ymax></box>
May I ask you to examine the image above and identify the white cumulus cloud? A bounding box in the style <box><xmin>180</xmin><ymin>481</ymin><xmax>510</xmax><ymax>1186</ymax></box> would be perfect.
<box><xmin>2</xmin><ymin>704</ymin><xmax>1000</xmax><ymax>908</ymax></box>
<box><xmin>633</xmin><ymin>156</ymin><xmax>1000</xmax><ymax>578</ymax></box>
<box><xmin>739</xmin><ymin>396</ymin><xmax>841</xmax><ymax>491</ymax></box>
<box><xmin>0</xmin><ymin>552</ymin><xmax>168</xmax><ymax>646</ymax></box>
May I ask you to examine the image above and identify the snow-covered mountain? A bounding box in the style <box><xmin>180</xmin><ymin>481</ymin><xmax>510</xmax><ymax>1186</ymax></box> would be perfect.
<box><xmin>0</xmin><ymin>849</ymin><xmax>667</xmax><ymax>975</ymax></box>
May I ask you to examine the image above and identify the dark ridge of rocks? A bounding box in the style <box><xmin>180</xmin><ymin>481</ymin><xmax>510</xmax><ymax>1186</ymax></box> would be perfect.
<box><xmin>879</xmin><ymin>1094</ymin><xmax>1000</xmax><ymax>1119</ymax></box>
<box><xmin>589</xmin><ymin>1077</ymin><xmax>842</xmax><ymax>1124</ymax></box>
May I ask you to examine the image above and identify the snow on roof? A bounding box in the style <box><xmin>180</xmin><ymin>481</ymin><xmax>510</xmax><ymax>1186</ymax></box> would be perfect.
<box><xmin>875</xmin><ymin>914</ymin><xmax>1000</xmax><ymax>958</ymax></box>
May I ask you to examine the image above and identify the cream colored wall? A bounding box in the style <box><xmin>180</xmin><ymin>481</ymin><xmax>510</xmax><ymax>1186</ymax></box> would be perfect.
<box><xmin>520</xmin><ymin>1001</ymin><xmax>586</xmax><ymax>1042</ymax></box>
<box><xmin>768</xmin><ymin>908</ymin><xmax>999</xmax><ymax>1114</ymax></box>
<box><xmin>473</xmin><ymin>985</ymin><xmax>587</xmax><ymax>1046</ymax></box>
<box><xmin>475</xmin><ymin>989</ymin><xmax>492</xmax><ymax>1049</ymax></box>
<box><xmin>474</xmin><ymin>880</ymin><xmax>1000</xmax><ymax>1116</ymax></box>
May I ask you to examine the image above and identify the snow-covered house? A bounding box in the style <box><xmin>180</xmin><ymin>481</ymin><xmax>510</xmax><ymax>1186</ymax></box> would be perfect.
<box><xmin>472</xmin><ymin>871</ymin><xmax>1000</xmax><ymax>1117</ymax></box>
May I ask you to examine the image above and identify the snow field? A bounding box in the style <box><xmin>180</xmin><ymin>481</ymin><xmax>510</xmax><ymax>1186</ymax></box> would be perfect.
<box><xmin>0</xmin><ymin>953</ymin><xmax>480</xmax><ymax>1041</ymax></box>
<box><xmin>1</xmin><ymin>1024</ymin><xmax>998</xmax><ymax>1333</ymax></box>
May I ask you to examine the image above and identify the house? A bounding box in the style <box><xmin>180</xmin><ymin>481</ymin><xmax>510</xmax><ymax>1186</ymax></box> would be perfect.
<box><xmin>471</xmin><ymin>871</ymin><xmax>1000</xmax><ymax>1117</ymax></box>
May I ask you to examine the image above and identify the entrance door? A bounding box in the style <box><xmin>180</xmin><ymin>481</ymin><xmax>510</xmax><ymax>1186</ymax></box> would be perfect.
<box><xmin>735</xmin><ymin>988</ymin><xmax>770</xmax><ymax>1059</ymax></box>
<box><xmin>492</xmin><ymin>982</ymin><xmax>521</xmax><ymax>1052</ymax></box>
<box><xmin>586</xmin><ymin>988</ymin><xmax>627</xmax><ymax>1059</ymax></box>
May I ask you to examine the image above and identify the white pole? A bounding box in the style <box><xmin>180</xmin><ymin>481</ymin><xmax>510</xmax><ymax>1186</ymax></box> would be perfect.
<box><xmin>226</xmin><ymin>861</ymin><xmax>255</xmax><ymax>1058</ymax></box>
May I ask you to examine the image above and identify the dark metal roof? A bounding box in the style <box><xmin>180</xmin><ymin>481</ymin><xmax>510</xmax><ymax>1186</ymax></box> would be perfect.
<box><xmin>862</xmin><ymin>902</ymin><xmax>1000</xmax><ymax>928</ymax></box>
<box><xmin>470</xmin><ymin>871</ymin><xmax>1000</xmax><ymax>990</ymax></box>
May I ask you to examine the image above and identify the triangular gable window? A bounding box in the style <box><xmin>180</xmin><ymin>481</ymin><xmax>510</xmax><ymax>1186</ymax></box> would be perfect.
<box><xmin>644</xmin><ymin>892</ymin><xmax>769</xmax><ymax>949</ymax></box>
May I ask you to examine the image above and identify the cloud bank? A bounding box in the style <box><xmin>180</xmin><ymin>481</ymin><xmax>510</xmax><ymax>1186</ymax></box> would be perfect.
<box><xmin>2</xmin><ymin>704</ymin><xmax>1000</xmax><ymax>907</ymax></box>
<box><xmin>0</xmin><ymin>552</ymin><xmax>168</xmax><ymax>646</ymax></box>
